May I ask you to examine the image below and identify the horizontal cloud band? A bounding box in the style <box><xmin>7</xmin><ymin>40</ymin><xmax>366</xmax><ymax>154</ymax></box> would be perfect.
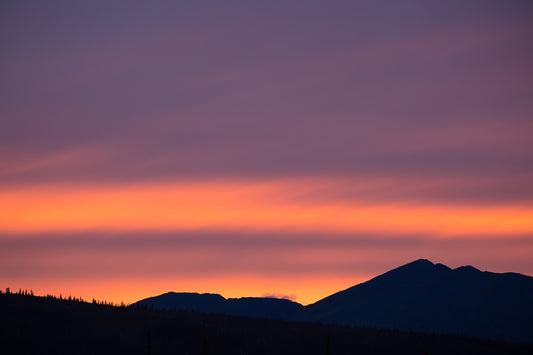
<box><xmin>2</xmin><ymin>180</ymin><xmax>533</xmax><ymax>236</ymax></box>
<box><xmin>2</xmin><ymin>229</ymin><xmax>531</xmax><ymax>304</ymax></box>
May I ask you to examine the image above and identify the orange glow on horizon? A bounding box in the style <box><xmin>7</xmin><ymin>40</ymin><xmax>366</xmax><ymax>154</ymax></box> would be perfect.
<box><xmin>1</xmin><ymin>179</ymin><xmax>533</xmax><ymax>237</ymax></box>
<box><xmin>4</xmin><ymin>274</ymin><xmax>372</xmax><ymax>306</ymax></box>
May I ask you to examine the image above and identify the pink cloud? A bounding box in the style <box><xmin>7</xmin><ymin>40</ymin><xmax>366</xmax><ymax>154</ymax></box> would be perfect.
<box><xmin>261</xmin><ymin>293</ymin><xmax>298</xmax><ymax>302</ymax></box>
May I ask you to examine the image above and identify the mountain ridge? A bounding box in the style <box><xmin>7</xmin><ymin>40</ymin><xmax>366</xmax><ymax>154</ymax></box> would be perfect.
<box><xmin>137</xmin><ymin>291</ymin><xmax>304</xmax><ymax>321</ymax></box>
<box><xmin>134</xmin><ymin>259</ymin><xmax>533</xmax><ymax>343</ymax></box>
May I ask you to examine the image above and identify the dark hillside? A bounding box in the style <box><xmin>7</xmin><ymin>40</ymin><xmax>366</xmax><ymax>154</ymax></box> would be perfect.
<box><xmin>1</xmin><ymin>292</ymin><xmax>532</xmax><ymax>355</ymax></box>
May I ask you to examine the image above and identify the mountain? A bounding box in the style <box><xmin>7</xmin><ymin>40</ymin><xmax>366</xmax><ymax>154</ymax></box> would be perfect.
<box><xmin>305</xmin><ymin>259</ymin><xmax>533</xmax><ymax>343</ymax></box>
<box><xmin>135</xmin><ymin>292</ymin><xmax>304</xmax><ymax>321</ymax></box>
<box><xmin>135</xmin><ymin>259</ymin><xmax>533</xmax><ymax>343</ymax></box>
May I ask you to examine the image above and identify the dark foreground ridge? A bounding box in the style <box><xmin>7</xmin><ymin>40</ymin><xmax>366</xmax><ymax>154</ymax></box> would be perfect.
<box><xmin>136</xmin><ymin>259</ymin><xmax>533</xmax><ymax>343</ymax></box>
<box><xmin>2</xmin><ymin>292</ymin><xmax>532</xmax><ymax>355</ymax></box>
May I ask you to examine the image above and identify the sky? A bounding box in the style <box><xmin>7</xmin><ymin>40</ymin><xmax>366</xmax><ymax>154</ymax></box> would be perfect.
<box><xmin>1</xmin><ymin>0</ymin><xmax>533</xmax><ymax>305</ymax></box>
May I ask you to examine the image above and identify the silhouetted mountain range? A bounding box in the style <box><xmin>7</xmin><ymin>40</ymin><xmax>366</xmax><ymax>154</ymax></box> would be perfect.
<box><xmin>135</xmin><ymin>259</ymin><xmax>533</xmax><ymax>343</ymax></box>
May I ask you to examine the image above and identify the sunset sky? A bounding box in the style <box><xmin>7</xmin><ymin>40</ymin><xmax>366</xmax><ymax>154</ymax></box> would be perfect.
<box><xmin>1</xmin><ymin>0</ymin><xmax>533</xmax><ymax>305</ymax></box>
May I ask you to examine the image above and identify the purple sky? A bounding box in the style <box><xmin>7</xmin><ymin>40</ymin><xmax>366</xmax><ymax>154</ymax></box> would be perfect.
<box><xmin>2</xmin><ymin>1</ymin><xmax>532</xmax><ymax>190</ymax></box>
<box><xmin>1</xmin><ymin>0</ymin><xmax>533</xmax><ymax>304</ymax></box>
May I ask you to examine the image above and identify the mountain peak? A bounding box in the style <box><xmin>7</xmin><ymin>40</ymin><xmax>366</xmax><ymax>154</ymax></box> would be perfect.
<box><xmin>409</xmin><ymin>258</ymin><xmax>434</xmax><ymax>266</ymax></box>
<box><xmin>393</xmin><ymin>258</ymin><xmax>436</xmax><ymax>273</ymax></box>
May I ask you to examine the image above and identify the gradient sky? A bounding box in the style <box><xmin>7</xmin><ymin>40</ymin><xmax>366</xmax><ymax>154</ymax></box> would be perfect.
<box><xmin>1</xmin><ymin>0</ymin><xmax>533</xmax><ymax>305</ymax></box>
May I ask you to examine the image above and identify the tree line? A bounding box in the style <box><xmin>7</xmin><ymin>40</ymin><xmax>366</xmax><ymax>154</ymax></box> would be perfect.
<box><xmin>0</xmin><ymin>287</ymin><xmax>128</xmax><ymax>307</ymax></box>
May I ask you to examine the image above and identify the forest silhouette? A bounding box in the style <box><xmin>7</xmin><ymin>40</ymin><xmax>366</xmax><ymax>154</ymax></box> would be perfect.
<box><xmin>2</xmin><ymin>282</ymin><xmax>532</xmax><ymax>354</ymax></box>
